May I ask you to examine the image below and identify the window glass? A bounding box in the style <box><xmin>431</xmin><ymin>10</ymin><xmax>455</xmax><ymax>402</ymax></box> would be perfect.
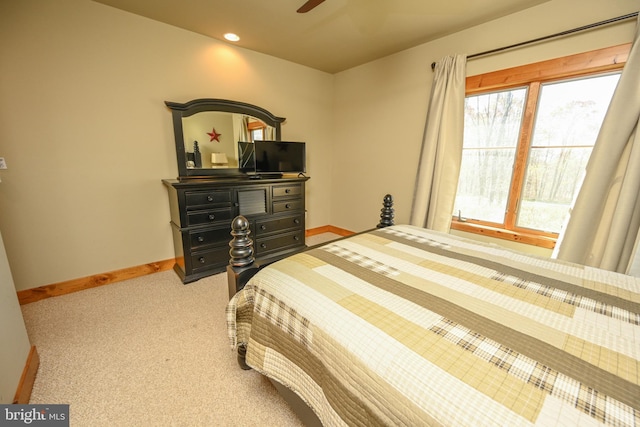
<box><xmin>251</xmin><ymin>128</ymin><xmax>264</xmax><ymax>141</ymax></box>
<box><xmin>517</xmin><ymin>74</ymin><xmax>620</xmax><ymax>232</ymax></box>
<box><xmin>455</xmin><ymin>88</ymin><xmax>527</xmax><ymax>223</ymax></box>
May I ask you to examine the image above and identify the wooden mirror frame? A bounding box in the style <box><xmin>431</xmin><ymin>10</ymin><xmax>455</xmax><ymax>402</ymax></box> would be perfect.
<box><xmin>165</xmin><ymin>98</ymin><xmax>285</xmax><ymax>179</ymax></box>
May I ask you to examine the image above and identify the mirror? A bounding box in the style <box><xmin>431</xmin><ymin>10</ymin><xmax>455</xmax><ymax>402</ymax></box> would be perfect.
<box><xmin>165</xmin><ymin>99</ymin><xmax>285</xmax><ymax>178</ymax></box>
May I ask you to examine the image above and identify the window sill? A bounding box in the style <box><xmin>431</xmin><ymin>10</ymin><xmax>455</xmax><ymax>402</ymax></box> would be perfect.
<box><xmin>450</xmin><ymin>220</ymin><xmax>557</xmax><ymax>249</ymax></box>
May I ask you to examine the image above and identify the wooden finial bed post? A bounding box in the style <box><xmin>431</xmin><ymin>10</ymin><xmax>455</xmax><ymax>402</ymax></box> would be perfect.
<box><xmin>227</xmin><ymin>215</ymin><xmax>257</xmax><ymax>370</ymax></box>
<box><xmin>229</xmin><ymin>216</ymin><xmax>254</xmax><ymax>266</ymax></box>
<box><xmin>377</xmin><ymin>194</ymin><xmax>394</xmax><ymax>228</ymax></box>
<box><xmin>227</xmin><ymin>215</ymin><xmax>259</xmax><ymax>300</ymax></box>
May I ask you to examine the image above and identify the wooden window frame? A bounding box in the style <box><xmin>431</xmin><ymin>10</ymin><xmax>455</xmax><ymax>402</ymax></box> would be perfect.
<box><xmin>247</xmin><ymin>119</ymin><xmax>267</xmax><ymax>141</ymax></box>
<box><xmin>452</xmin><ymin>43</ymin><xmax>630</xmax><ymax>249</ymax></box>
<box><xmin>247</xmin><ymin>120</ymin><xmax>266</xmax><ymax>131</ymax></box>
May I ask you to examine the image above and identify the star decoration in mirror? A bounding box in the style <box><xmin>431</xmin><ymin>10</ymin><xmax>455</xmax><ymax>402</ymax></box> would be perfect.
<box><xmin>207</xmin><ymin>127</ymin><xmax>221</xmax><ymax>142</ymax></box>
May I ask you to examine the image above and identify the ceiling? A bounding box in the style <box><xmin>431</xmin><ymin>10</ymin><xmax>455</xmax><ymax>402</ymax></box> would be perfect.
<box><xmin>92</xmin><ymin>0</ymin><xmax>551</xmax><ymax>73</ymax></box>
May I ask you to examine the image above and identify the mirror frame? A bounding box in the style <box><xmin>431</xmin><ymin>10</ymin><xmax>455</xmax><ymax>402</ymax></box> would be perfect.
<box><xmin>165</xmin><ymin>98</ymin><xmax>285</xmax><ymax>179</ymax></box>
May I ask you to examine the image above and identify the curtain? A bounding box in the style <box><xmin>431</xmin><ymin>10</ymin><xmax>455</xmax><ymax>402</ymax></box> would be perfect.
<box><xmin>554</xmin><ymin>14</ymin><xmax>640</xmax><ymax>273</ymax></box>
<box><xmin>240</xmin><ymin>116</ymin><xmax>251</xmax><ymax>142</ymax></box>
<box><xmin>410</xmin><ymin>54</ymin><xmax>467</xmax><ymax>231</ymax></box>
<box><xmin>265</xmin><ymin>125</ymin><xmax>276</xmax><ymax>140</ymax></box>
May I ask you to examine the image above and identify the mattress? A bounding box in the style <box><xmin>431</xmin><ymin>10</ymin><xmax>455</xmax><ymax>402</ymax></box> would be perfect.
<box><xmin>227</xmin><ymin>224</ymin><xmax>639</xmax><ymax>426</ymax></box>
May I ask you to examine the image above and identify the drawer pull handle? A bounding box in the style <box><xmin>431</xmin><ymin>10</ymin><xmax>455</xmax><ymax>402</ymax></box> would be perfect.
<box><xmin>294</xmin><ymin>219</ymin><xmax>300</xmax><ymax>224</ymax></box>
<box><xmin>285</xmin><ymin>189</ymin><xmax>291</xmax><ymax>194</ymax></box>
<box><xmin>285</xmin><ymin>204</ymin><xmax>291</xmax><ymax>209</ymax></box>
<box><xmin>261</xmin><ymin>225</ymin><xmax>267</xmax><ymax>230</ymax></box>
<box><xmin>198</xmin><ymin>257</ymin><xmax>206</xmax><ymax>264</ymax></box>
<box><xmin>208</xmin><ymin>214</ymin><xmax>216</xmax><ymax>220</ymax></box>
<box><xmin>207</xmin><ymin>195</ymin><xmax>214</xmax><ymax>202</ymax></box>
<box><xmin>261</xmin><ymin>243</ymin><xmax>267</xmax><ymax>249</ymax></box>
<box><xmin>198</xmin><ymin>236</ymin><xmax>204</xmax><ymax>242</ymax></box>
<box><xmin>294</xmin><ymin>236</ymin><xmax>300</xmax><ymax>241</ymax></box>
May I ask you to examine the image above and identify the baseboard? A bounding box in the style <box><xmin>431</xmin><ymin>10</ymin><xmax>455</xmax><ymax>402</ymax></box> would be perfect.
<box><xmin>306</xmin><ymin>225</ymin><xmax>354</xmax><ymax>237</ymax></box>
<box><xmin>17</xmin><ymin>259</ymin><xmax>175</xmax><ymax>305</ymax></box>
<box><xmin>13</xmin><ymin>346</ymin><xmax>39</xmax><ymax>404</ymax></box>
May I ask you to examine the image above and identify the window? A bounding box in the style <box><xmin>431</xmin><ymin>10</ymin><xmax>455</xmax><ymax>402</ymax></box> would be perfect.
<box><xmin>452</xmin><ymin>44</ymin><xmax>629</xmax><ymax>248</ymax></box>
<box><xmin>247</xmin><ymin>119</ymin><xmax>266</xmax><ymax>141</ymax></box>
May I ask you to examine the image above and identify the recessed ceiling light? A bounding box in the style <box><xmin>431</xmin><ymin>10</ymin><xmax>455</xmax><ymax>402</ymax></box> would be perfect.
<box><xmin>224</xmin><ymin>33</ymin><xmax>240</xmax><ymax>42</ymax></box>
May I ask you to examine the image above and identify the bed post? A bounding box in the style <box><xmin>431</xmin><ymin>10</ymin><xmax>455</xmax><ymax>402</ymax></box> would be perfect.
<box><xmin>227</xmin><ymin>215</ymin><xmax>258</xmax><ymax>370</ymax></box>
<box><xmin>227</xmin><ymin>215</ymin><xmax>259</xmax><ymax>300</ymax></box>
<box><xmin>377</xmin><ymin>194</ymin><xmax>394</xmax><ymax>228</ymax></box>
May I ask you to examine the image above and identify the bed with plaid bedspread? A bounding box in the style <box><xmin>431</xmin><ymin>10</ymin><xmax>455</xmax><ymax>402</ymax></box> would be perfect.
<box><xmin>226</xmin><ymin>224</ymin><xmax>640</xmax><ymax>426</ymax></box>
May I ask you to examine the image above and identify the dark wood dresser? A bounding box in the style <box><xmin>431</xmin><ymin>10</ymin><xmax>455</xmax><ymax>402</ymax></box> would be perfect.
<box><xmin>162</xmin><ymin>176</ymin><xmax>308</xmax><ymax>283</ymax></box>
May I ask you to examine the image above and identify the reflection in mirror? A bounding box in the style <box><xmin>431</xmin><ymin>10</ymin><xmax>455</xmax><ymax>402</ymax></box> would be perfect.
<box><xmin>182</xmin><ymin>112</ymin><xmax>276</xmax><ymax>169</ymax></box>
<box><xmin>165</xmin><ymin>99</ymin><xmax>285</xmax><ymax>179</ymax></box>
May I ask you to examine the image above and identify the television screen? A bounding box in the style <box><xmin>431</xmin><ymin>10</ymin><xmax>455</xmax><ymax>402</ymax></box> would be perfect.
<box><xmin>239</xmin><ymin>141</ymin><xmax>306</xmax><ymax>174</ymax></box>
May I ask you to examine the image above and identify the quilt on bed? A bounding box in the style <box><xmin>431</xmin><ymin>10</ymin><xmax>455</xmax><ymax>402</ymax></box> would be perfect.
<box><xmin>226</xmin><ymin>224</ymin><xmax>639</xmax><ymax>426</ymax></box>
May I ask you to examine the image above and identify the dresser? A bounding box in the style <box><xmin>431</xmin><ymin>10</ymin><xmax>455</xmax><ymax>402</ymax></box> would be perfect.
<box><xmin>163</xmin><ymin>177</ymin><xmax>309</xmax><ymax>283</ymax></box>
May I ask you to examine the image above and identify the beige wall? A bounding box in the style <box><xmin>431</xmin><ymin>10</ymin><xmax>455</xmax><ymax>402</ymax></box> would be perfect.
<box><xmin>0</xmin><ymin>0</ymin><xmax>334</xmax><ymax>291</ymax></box>
<box><xmin>331</xmin><ymin>0</ymin><xmax>638</xmax><ymax>249</ymax></box>
<box><xmin>0</xmin><ymin>232</ymin><xmax>31</xmax><ymax>402</ymax></box>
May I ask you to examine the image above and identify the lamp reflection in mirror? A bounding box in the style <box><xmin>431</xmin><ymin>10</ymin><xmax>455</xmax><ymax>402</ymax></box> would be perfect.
<box><xmin>211</xmin><ymin>153</ymin><xmax>229</xmax><ymax>168</ymax></box>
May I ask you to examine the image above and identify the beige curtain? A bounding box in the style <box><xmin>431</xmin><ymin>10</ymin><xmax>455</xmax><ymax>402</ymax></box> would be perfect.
<box><xmin>265</xmin><ymin>125</ymin><xmax>276</xmax><ymax>140</ymax></box>
<box><xmin>554</xmin><ymin>15</ymin><xmax>640</xmax><ymax>273</ymax></box>
<box><xmin>240</xmin><ymin>116</ymin><xmax>251</xmax><ymax>142</ymax></box>
<box><xmin>410</xmin><ymin>54</ymin><xmax>467</xmax><ymax>231</ymax></box>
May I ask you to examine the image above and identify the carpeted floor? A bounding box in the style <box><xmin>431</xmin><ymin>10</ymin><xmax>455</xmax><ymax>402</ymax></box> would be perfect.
<box><xmin>21</xmin><ymin>232</ymin><xmax>341</xmax><ymax>426</ymax></box>
<box><xmin>21</xmin><ymin>270</ymin><xmax>304</xmax><ymax>426</ymax></box>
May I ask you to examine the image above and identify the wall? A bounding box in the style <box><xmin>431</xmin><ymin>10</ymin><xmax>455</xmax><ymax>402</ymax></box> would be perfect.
<box><xmin>331</xmin><ymin>0</ymin><xmax>638</xmax><ymax>255</ymax></box>
<box><xmin>0</xmin><ymin>232</ymin><xmax>31</xmax><ymax>403</ymax></box>
<box><xmin>0</xmin><ymin>0</ymin><xmax>334</xmax><ymax>291</ymax></box>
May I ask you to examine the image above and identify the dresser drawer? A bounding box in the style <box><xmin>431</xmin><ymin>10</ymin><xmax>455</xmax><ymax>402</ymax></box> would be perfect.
<box><xmin>273</xmin><ymin>199</ymin><xmax>303</xmax><ymax>213</ymax></box>
<box><xmin>255</xmin><ymin>230</ymin><xmax>304</xmax><ymax>256</ymax></box>
<box><xmin>189</xmin><ymin>226</ymin><xmax>232</xmax><ymax>250</ymax></box>
<box><xmin>272</xmin><ymin>184</ymin><xmax>302</xmax><ymax>198</ymax></box>
<box><xmin>255</xmin><ymin>214</ymin><xmax>303</xmax><ymax>236</ymax></box>
<box><xmin>185</xmin><ymin>190</ymin><xmax>233</xmax><ymax>208</ymax></box>
<box><xmin>190</xmin><ymin>246</ymin><xmax>230</xmax><ymax>273</ymax></box>
<box><xmin>187</xmin><ymin>207</ymin><xmax>234</xmax><ymax>227</ymax></box>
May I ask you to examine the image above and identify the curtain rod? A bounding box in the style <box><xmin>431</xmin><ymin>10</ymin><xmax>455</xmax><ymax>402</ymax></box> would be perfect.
<box><xmin>431</xmin><ymin>11</ymin><xmax>638</xmax><ymax>70</ymax></box>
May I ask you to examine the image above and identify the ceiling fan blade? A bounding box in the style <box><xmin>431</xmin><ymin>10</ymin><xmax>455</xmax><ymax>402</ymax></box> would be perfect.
<box><xmin>297</xmin><ymin>0</ymin><xmax>326</xmax><ymax>13</ymax></box>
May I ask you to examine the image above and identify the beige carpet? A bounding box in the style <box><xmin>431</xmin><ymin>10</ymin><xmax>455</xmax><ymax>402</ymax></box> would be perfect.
<box><xmin>21</xmin><ymin>270</ymin><xmax>305</xmax><ymax>426</ymax></box>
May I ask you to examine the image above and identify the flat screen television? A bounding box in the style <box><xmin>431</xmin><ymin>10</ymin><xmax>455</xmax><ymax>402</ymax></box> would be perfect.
<box><xmin>238</xmin><ymin>140</ymin><xmax>306</xmax><ymax>176</ymax></box>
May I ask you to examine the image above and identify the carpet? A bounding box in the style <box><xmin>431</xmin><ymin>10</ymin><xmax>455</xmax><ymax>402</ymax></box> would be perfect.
<box><xmin>21</xmin><ymin>270</ymin><xmax>304</xmax><ymax>426</ymax></box>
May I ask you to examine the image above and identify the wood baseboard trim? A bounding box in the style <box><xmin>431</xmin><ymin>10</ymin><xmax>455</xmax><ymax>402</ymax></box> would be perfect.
<box><xmin>17</xmin><ymin>259</ymin><xmax>176</xmax><ymax>305</ymax></box>
<box><xmin>306</xmin><ymin>225</ymin><xmax>355</xmax><ymax>237</ymax></box>
<box><xmin>13</xmin><ymin>346</ymin><xmax>39</xmax><ymax>404</ymax></box>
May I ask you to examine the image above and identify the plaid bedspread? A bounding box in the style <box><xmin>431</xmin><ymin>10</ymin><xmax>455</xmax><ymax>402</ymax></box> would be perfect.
<box><xmin>226</xmin><ymin>225</ymin><xmax>640</xmax><ymax>426</ymax></box>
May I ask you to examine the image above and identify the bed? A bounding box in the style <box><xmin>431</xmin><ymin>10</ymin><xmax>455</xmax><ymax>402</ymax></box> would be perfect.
<box><xmin>225</xmin><ymin>203</ymin><xmax>639</xmax><ymax>426</ymax></box>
